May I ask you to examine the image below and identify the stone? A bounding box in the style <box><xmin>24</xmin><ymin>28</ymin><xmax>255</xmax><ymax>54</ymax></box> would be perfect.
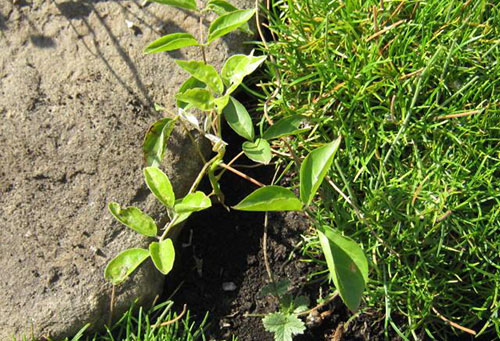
<box><xmin>0</xmin><ymin>0</ymin><xmax>256</xmax><ymax>339</ymax></box>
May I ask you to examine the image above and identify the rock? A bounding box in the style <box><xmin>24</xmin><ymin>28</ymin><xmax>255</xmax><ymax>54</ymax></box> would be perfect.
<box><xmin>0</xmin><ymin>0</ymin><xmax>257</xmax><ymax>339</ymax></box>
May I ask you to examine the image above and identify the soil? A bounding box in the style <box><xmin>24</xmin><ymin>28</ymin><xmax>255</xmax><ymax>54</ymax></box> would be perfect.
<box><xmin>162</xmin><ymin>119</ymin><xmax>392</xmax><ymax>341</ymax></box>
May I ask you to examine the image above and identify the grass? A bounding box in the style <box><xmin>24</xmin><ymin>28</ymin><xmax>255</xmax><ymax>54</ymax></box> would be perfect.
<box><xmin>33</xmin><ymin>301</ymin><xmax>210</xmax><ymax>341</ymax></box>
<box><xmin>257</xmin><ymin>0</ymin><xmax>500</xmax><ymax>339</ymax></box>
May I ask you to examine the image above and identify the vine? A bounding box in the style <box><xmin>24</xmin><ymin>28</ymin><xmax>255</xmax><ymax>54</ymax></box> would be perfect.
<box><xmin>104</xmin><ymin>1</ymin><xmax>369</xmax><ymax>340</ymax></box>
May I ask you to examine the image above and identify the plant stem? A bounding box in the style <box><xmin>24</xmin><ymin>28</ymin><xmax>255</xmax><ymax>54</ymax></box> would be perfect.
<box><xmin>262</xmin><ymin>212</ymin><xmax>274</xmax><ymax>282</ymax></box>
<box><xmin>215</xmin><ymin>150</ymin><xmax>244</xmax><ymax>179</ymax></box>
<box><xmin>188</xmin><ymin>156</ymin><xmax>215</xmax><ymax>195</ymax></box>
<box><xmin>159</xmin><ymin>218</ymin><xmax>177</xmax><ymax>242</ymax></box>
<box><xmin>154</xmin><ymin>304</ymin><xmax>187</xmax><ymax>328</ymax></box>
<box><xmin>199</xmin><ymin>16</ymin><xmax>207</xmax><ymax>64</ymax></box>
<box><xmin>297</xmin><ymin>292</ymin><xmax>338</xmax><ymax>317</ymax></box>
<box><xmin>218</xmin><ymin>163</ymin><xmax>265</xmax><ymax>187</ymax></box>
<box><xmin>108</xmin><ymin>284</ymin><xmax>115</xmax><ymax>327</ymax></box>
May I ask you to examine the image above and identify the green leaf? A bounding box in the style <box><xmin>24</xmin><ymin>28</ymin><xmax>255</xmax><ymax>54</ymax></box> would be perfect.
<box><xmin>318</xmin><ymin>226</ymin><xmax>368</xmax><ymax>312</ymax></box>
<box><xmin>176</xmin><ymin>88</ymin><xmax>214</xmax><ymax>111</ymax></box>
<box><xmin>206</xmin><ymin>0</ymin><xmax>252</xmax><ymax>34</ymax></box>
<box><xmin>104</xmin><ymin>248</ymin><xmax>150</xmax><ymax>284</ymax></box>
<box><xmin>214</xmin><ymin>94</ymin><xmax>230</xmax><ymax>114</ymax></box>
<box><xmin>263</xmin><ymin>313</ymin><xmax>306</xmax><ymax>341</ymax></box>
<box><xmin>242</xmin><ymin>138</ymin><xmax>272</xmax><ymax>164</ymax></box>
<box><xmin>144</xmin><ymin>33</ymin><xmax>198</xmax><ymax>54</ymax></box>
<box><xmin>223</xmin><ymin>96</ymin><xmax>254</xmax><ymax>141</ymax></box>
<box><xmin>174</xmin><ymin>191</ymin><xmax>211</xmax><ymax>213</ymax></box>
<box><xmin>143</xmin><ymin>117</ymin><xmax>177</xmax><ymax>167</ymax></box>
<box><xmin>170</xmin><ymin>211</ymin><xmax>192</xmax><ymax>226</ymax></box>
<box><xmin>147</xmin><ymin>0</ymin><xmax>197</xmax><ymax>10</ymax></box>
<box><xmin>262</xmin><ymin>115</ymin><xmax>308</xmax><ymax>140</ymax></box>
<box><xmin>149</xmin><ymin>239</ymin><xmax>175</xmax><ymax>275</ymax></box>
<box><xmin>299</xmin><ymin>137</ymin><xmax>341</xmax><ymax>206</ymax></box>
<box><xmin>221</xmin><ymin>54</ymin><xmax>266</xmax><ymax>92</ymax></box>
<box><xmin>233</xmin><ymin>186</ymin><xmax>303</xmax><ymax>211</ymax></box>
<box><xmin>259</xmin><ymin>279</ymin><xmax>291</xmax><ymax>298</ymax></box>
<box><xmin>293</xmin><ymin>296</ymin><xmax>310</xmax><ymax>314</ymax></box>
<box><xmin>177</xmin><ymin>77</ymin><xmax>206</xmax><ymax>109</ymax></box>
<box><xmin>108</xmin><ymin>203</ymin><xmax>157</xmax><ymax>237</ymax></box>
<box><xmin>144</xmin><ymin>167</ymin><xmax>175</xmax><ymax>208</ymax></box>
<box><xmin>207</xmin><ymin>9</ymin><xmax>255</xmax><ymax>43</ymax></box>
<box><xmin>175</xmin><ymin>60</ymin><xmax>224</xmax><ymax>95</ymax></box>
<box><xmin>279</xmin><ymin>294</ymin><xmax>294</xmax><ymax>312</ymax></box>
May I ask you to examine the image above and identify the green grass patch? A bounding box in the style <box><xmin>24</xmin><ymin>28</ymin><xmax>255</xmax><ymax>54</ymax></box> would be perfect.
<box><xmin>21</xmin><ymin>301</ymin><xmax>210</xmax><ymax>341</ymax></box>
<box><xmin>259</xmin><ymin>0</ymin><xmax>500</xmax><ymax>339</ymax></box>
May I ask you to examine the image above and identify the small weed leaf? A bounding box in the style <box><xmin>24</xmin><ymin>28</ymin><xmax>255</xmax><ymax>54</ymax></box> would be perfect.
<box><xmin>223</xmin><ymin>96</ymin><xmax>254</xmax><ymax>141</ymax></box>
<box><xmin>318</xmin><ymin>226</ymin><xmax>368</xmax><ymax>312</ymax></box>
<box><xmin>259</xmin><ymin>279</ymin><xmax>291</xmax><ymax>298</ymax></box>
<box><xmin>108</xmin><ymin>203</ymin><xmax>158</xmax><ymax>237</ymax></box>
<box><xmin>263</xmin><ymin>312</ymin><xmax>306</xmax><ymax>341</ymax></box>
<box><xmin>144</xmin><ymin>167</ymin><xmax>175</xmax><ymax>208</ymax></box>
<box><xmin>147</xmin><ymin>0</ymin><xmax>197</xmax><ymax>11</ymax></box>
<box><xmin>104</xmin><ymin>248</ymin><xmax>150</xmax><ymax>284</ymax></box>
<box><xmin>279</xmin><ymin>294</ymin><xmax>294</xmax><ymax>312</ymax></box>
<box><xmin>207</xmin><ymin>9</ymin><xmax>255</xmax><ymax>43</ymax></box>
<box><xmin>299</xmin><ymin>137</ymin><xmax>341</xmax><ymax>206</ymax></box>
<box><xmin>262</xmin><ymin>115</ymin><xmax>309</xmax><ymax>140</ymax></box>
<box><xmin>206</xmin><ymin>0</ymin><xmax>252</xmax><ymax>34</ymax></box>
<box><xmin>175</xmin><ymin>60</ymin><xmax>224</xmax><ymax>95</ymax></box>
<box><xmin>144</xmin><ymin>33</ymin><xmax>198</xmax><ymax>54</ymax></box>
<box><xmin>174</xmin><ymin>191</ymin><xmax>211</xmax><ymax>213</ymax></box>
<box><xmin>149</xmin><ymin>239</ymin><xmax>175</xmax><ymax>275</ymax></box>
<box><xmin>221</xmin><ymin>54</ymin><xmax>267</xmax><ymax>91</ymax></box>
<box><xmin>242</xmin><ymin>138</ymin><xmax>272</xmax><ymax>164</ymax></box>
<box><xmin>143</xmin><ymin>117</ymin><xmax>177</xmax><ymax>167</ymax></box>
<box><xmin>293</xmin><ymin>296</ymin><xmax>310</xmax><ymax>314</ymax></box>
<box><xmin>233</xmin><ymin>186</ymin><xmax>303</xmax><ymax>211</ymax></box>
<box><xmin>177</xmin><ymin>77</ymin><xmax>207</xmax><ymax>109</ymax></box>
<box><xmin>176</xmin><ymin>88</ymin><xmax>215</xmax><ymax>111</ymax></box>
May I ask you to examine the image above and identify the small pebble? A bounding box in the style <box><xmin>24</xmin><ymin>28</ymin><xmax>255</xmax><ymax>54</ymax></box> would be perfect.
<box><xmin>222</xmin><ymin>282</ymin><xmax>237</xmax><ymax>291</ymax></box>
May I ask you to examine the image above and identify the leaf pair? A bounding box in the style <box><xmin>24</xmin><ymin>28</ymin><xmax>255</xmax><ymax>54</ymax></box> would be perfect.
<box><xmin>107</xmin><ymin>167</ymin><xmax>211</xmax><ymax>285</ymax></box>
<box><xmin>107</xmin><ymin>168</ymin><xmax>173</xmax><ymax>239</ymax></box>
<box><xmin>104</xmin><ymin>238</ymin><xmax>175</xmax><ymax>284</ymax></box>
<box><xmin>224</xmin><ymin>98</ymin><xmax>272</xmax><ymax>164</ymax></box>
<box><xmin>240</xmin><ymin>115</ymin><xmax>309</xmax><ymax>166</ymax></box>
<box><xmin>174</xmin><ymin>60</ymin><xmax>222</xmax><ymax>112</ymax></box>
<box><xmin>144</xmin><ymin>7</ymin><xmax>255</xmax><ymax>53</ymax></box>
<box><xmin>233</xmin><ymin>137</ymin><xmax>341</xmax><ymax>212</ymax></box>
<box><xmin>144</xmin><ymin>166</ymin><xmax>211</xmax><ymax>224</ymax></box>
<box><xmin>176</xmin><ymin>60</ymin><xmax>223</xmax><ymax>95</ymax></box>
<box><xmin>175</xmin><ymin>55</ymin><xmax>266</xmax><ymax>113</ymax></box>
